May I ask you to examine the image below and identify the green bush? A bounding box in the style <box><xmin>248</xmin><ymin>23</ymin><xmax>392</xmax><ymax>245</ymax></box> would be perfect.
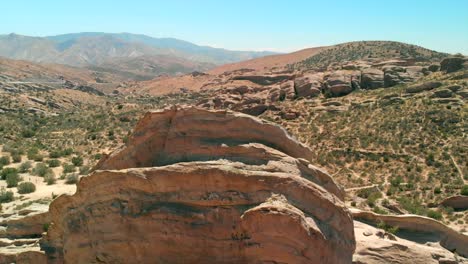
<box><xmin>19</xmin><ymin>161</ymin><xmax>32</xmax><ymax>173</ymax></box>
<box><xmin>62</xmin><ymin>148</ymin><xmax>74</xmax><ymax>156</ymax></box>
<box><xmin>1</xmin><ymin>168</ymin><xmax>18</xmax><ymax>180</ymax></box>
<box><xmin>32</xmin><ymin>163</ymin><xmax>49</xmax><ymax>177</ymax></box>
<box><xmin>27</xmin><ymin>148</ymin><xmax>39</xmax><ymax>160</ymax></box>
<box><xmin>62</xmin><ymin>163</ymin><xmax>76</xmax><ymax>173</ymax></box>
<box><xmin>79</xmin><ymin>165</ymin><xmax>90</xmax><ymax>175</ymax></box>
<box><xmin>11</xmin><ymin>154</ymin><xmax>22</xmax><ymax>163</ymax></box>
<box><xmin>71</xmin><ymin>156</ymin><xmax>83</xmax><ymax>166</ymax></box>
<box><xmin>17</xmin><ymin>182</ymin><xmax>36</xmax><ymax>194</ymax></box>
<box><xmin>0</xmin><ymin>156</ymin><xmax>10</xmax><ymax>166</ymax></box>
<box><xmin>427</xmin><ymin>210</ymin><xmax>443</xmax><ymax>220</ymax></box>
<box><xmin>44</xmin><ymin>171</ymin><xmax>56</xmax><ymax>185</ymax></box>
<box><xmin>6</xmin><ymin>173</ymin><xmax>21</xmax><ymax>188</ymax></box>
<box><xmin>33</xmin><ymin>154</ymin><xmax>44</xmax><ymax>162</ymax></box>
<box><xmin>461</xmin><ymin>185</ymin><xmax>468</xmax><ymax>196</ymax></box>
<box><xmin>65</xmin><ymin>173</ymin><xmax>79</xmax><ymax>184</ymax></box>
<box><xmin>21</xmin><ymin>129</ymin><xmax>35</xmax><ymax>138</ymax></box>
<box><xmin>377</xmin><ymin>221</ymin><xmax>399</xmax><ymax>234</ymax></box>
<box><xmin>0</xmin><ymin>187</ymin><xmax>13</xmax><ymax>203</ymax></box>
<box><xmin>47</xmin><ymin>159</ymin><xmax>61</xmax><ymax>168</ymax></box>
<box><xmin>49</xmin><ymin>151</ymin><xmax>62</xmax><ymax>159</ymax></box>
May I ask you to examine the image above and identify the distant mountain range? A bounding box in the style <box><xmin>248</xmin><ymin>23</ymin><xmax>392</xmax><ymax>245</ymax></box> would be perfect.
<box><xmin>0</xmin><ymin>32</ymin><xmax>277</xmax><ymax>80</ymax></box>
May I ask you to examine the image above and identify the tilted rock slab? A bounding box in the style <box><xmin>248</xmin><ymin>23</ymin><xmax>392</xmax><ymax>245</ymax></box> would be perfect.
<box><xmin>41</xmin><ymin>106</ymin><xmax>355</xmax><ymax>263</ymax></box>
<box><xmin>351</xmin><ymin>209</ymin><xmax>468</xmax><ymax>257</ymax></box>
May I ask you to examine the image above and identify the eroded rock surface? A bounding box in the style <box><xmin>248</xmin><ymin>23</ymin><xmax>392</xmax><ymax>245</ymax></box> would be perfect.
<box><xmin>40</xmin><ymin>106</ymin><xmax>355</xmax><ymax>264</ymax></box>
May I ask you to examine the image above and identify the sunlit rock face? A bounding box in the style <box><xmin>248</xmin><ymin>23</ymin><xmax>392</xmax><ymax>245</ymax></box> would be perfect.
<box><xmin>41</xmin><ymin>106</ymin><xmax>355</xmax><ymax>264</ymax></box>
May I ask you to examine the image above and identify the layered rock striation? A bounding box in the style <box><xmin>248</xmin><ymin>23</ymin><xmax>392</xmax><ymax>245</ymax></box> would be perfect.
<box><xmin>40</xmin><ymin>106</ymin><xmax>355</xmax><ymax>264</ymax></box>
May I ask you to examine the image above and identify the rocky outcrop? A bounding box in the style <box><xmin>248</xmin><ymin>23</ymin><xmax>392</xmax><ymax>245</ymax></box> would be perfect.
<box><xmin>440</xmin><ymin>195</ymin><xmax>468</xmax><ymax>210</ymax></box>
<box><xmin>405</xmin><ymin>81</ymin><xmax>443</xmax><ymax>93</ymax></box>
<box><xmin>294</xmin><ymin>74</ymin><xmax>322</xmax><ymax>98</ymax></box>
<box><xmin>353</xmin><ymin>221</ymin><xmax>460</xmax><ymax>264</ymax></box>
<box><xmin>1</xmin><ymin>212</ymin><xmax>50</xmax><ymax>239</ymax></box>
<box><xmin>231</xmin><ymin>74</ymin><xmax>294</xmax><ymax>85</ymax></box>
<box><xmin>323</xmin><ymin>71</ymin><xmax>360</xmax><ymax>97</ymax></box>
<box><xmin>440</xmin><ymin>57</ymin><xmax>468</xmax><ymax>73</ymax></box>
<box><xmin>351</xmin><ymin>209</ymin><xmax>468</xmax><ymax>257</ymax></box>
<box><xmin>41</xmin><ymin>106</ymin><xmax>354</xmax><ymax>264</ymax></box>
<box><xmin>361</xmin><ymin>68</ymin><xmax>384</xmax><ymax>89</ymax></box>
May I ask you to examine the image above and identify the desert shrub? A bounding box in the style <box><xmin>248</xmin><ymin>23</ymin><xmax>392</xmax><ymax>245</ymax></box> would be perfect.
<box><xmin>71</xmin><ymin>156</ymin><xmax>83</xmax><ymax>166</ymax></box>
<box><xmin>19</xmin><ymin>161</ymin><xmax>32</xmax><ymax>173</ymax></box>
<box><xmin>21</xmin><ymin>129</ymin><xmax>35</xmax><ymax>138</ymax></box>
<box><xmin>397</xmin><ymin>197</ymin><xmax>427</xmax><ymax>215</ymax></box>
<box><xmin>377</xmin><ymin>221</ymin><xmax>399</xmax><ymax>234</ymax></box>
<box><xmin>390</xmin><ymin>176</ymin><xmax>403</xmax><ymax>187</ymax></box>
<box><xmin>33</xmin><ymin>154</ymin><xmax>44</xmax><ymax>162</ymax></box>
<box><xmin>11</xmin><ymin>154</ymin><xmax>22</xmax><ymax>163</ymax></box>
<box><xmin>0</xmin><ymin>187</ymin><xmax>13</xmax><ymax>203</ymax></box>
<box><xmin>427</xmin><ymin>210</ymin><xmax>443</xmax><ymax>220</ymax></box>
<box><xmin>47</xmin><ymin>159</ymin><xmax>61</xmax><ymax>168</ymax></box>
<box><xmin>65</xmin><ymin>173</ymin><xmax>79</xmax><ymax>184</ymax></box>
<box><xmin>49</xmin><ymin>151</ymin><xmax>62</xmax><ymax>159</ymax></box>
<box><xmin>461</xmin><ymin>185</ymin><xmax>468</xmax><ymax>196</ymax></box>
<box><xmin>17</xmin><ymin>182</ymin><xmax>36</xmax><ymax>194</ymax></box>
<box><xmin>79</xmin><ymin>165</ymin><xmax>90</xmax><ymax>175</ymax></box>
<box><xmin>372</xmin><ymin>206</ymin><xmax>388</xmax><ymax>215</ymax></box>
<box><xmin>62</xmin><ymin>148</ymin><xmax>74</xmax><ymax>156</ymax></box>
<box><xmin>434</xmin><ymin>187</ymin><xmax>442</xmax><ymax>194</ymax></box>
<box><xmin>0</xmin><ymin>156</ymin><xmax>10</xmax><ymax>166</ymax></box>
<box><xmin>62</xmin><ymin>163</ymin><xmax>76</xmax><ymax>173</ymax></box>
<box><xmin>44</xmin><ymin>171</ymin><xmax>56</xmax><ymax>185</ymax></box>
<box><xmin>1</xmin><ymin>167</ymin><xmax>18</xmax><ymax>180</ymax></box>
<box><xmin>32</xmin><ymin>163</ymin><xmax>49</xmax><ymax>177</ymax></box>
<box><xmin>27</xmin><ymin>148</ymin><xmax>39</xmax><ymax>160</ymax></box>
<box><xmin>357</xmin><ymin>188</ymin><xmax>382</xmax><ymax>207</ymax></box>
<box><xmin>6</xmin><ymin>173</ymin><xmax>21</xmax><ymax>187</ymax></box>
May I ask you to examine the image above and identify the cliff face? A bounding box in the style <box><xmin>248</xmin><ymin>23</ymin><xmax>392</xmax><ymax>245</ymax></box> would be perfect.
<box><xmin>41</xmin><ymin>106</ymin><xmax>355</xmax><ymax>263</ymax></box>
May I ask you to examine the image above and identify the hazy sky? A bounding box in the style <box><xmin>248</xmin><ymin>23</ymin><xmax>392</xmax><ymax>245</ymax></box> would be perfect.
<box><xmin>1</xmin><ymin>0</ymin><xmax>467</xmax><ymax>54</ymax></box>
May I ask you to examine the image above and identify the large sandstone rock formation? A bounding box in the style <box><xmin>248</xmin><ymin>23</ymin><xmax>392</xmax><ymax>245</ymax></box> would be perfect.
<box><xmin>40</xmin><ymin>106</ymin><xmax>355</xmax><ymax>264</ymax></box>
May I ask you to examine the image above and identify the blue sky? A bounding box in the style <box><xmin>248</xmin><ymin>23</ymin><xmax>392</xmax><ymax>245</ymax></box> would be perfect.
<box><xmin>1</xmin><ymin>0</ymin><xmax>467</xmax><ymax>54</ymax></box>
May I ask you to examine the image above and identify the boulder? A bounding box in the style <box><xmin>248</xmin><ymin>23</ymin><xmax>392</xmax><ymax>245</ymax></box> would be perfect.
<box><xmin>428</xmin><ymin>64</ymin><xmax>440</xmax><ymax>72</ymax></box>
<box><xmin>42</xmin><ymin>106</ymin><xmax>354</xmax><ymax>264</ymax></box>
<box><xmin>323</xmin><ymin>71</ymin><xmax>359</xmax><ymax>97</ymax></box>
<box><xmin>440</xmin><ymin>195</ymin><xmax>468</xmax><ymax>210</ymax></box>
<box><xmin>430</xmin><ymin>89</ymin><xmax>454</xmax><ymax>98</ymax></box>
<box><xmin>280</xmin><ymin>81</ymin><xmax>296</xmax><ymax>100</ymax></box>
<box><xmin>293</xmin><ymin>75</ymin><xmax>322</xmax><ymax>98</ymax></box>
<box><xmin>440</xmin><ymin>57</ymin><xmax>467</xmax><ymax>73</ymax></box>
<box><xmin>361</xmin><ymin>68</ymin><xmax>384</xmax><ymax>89</ymax></box>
